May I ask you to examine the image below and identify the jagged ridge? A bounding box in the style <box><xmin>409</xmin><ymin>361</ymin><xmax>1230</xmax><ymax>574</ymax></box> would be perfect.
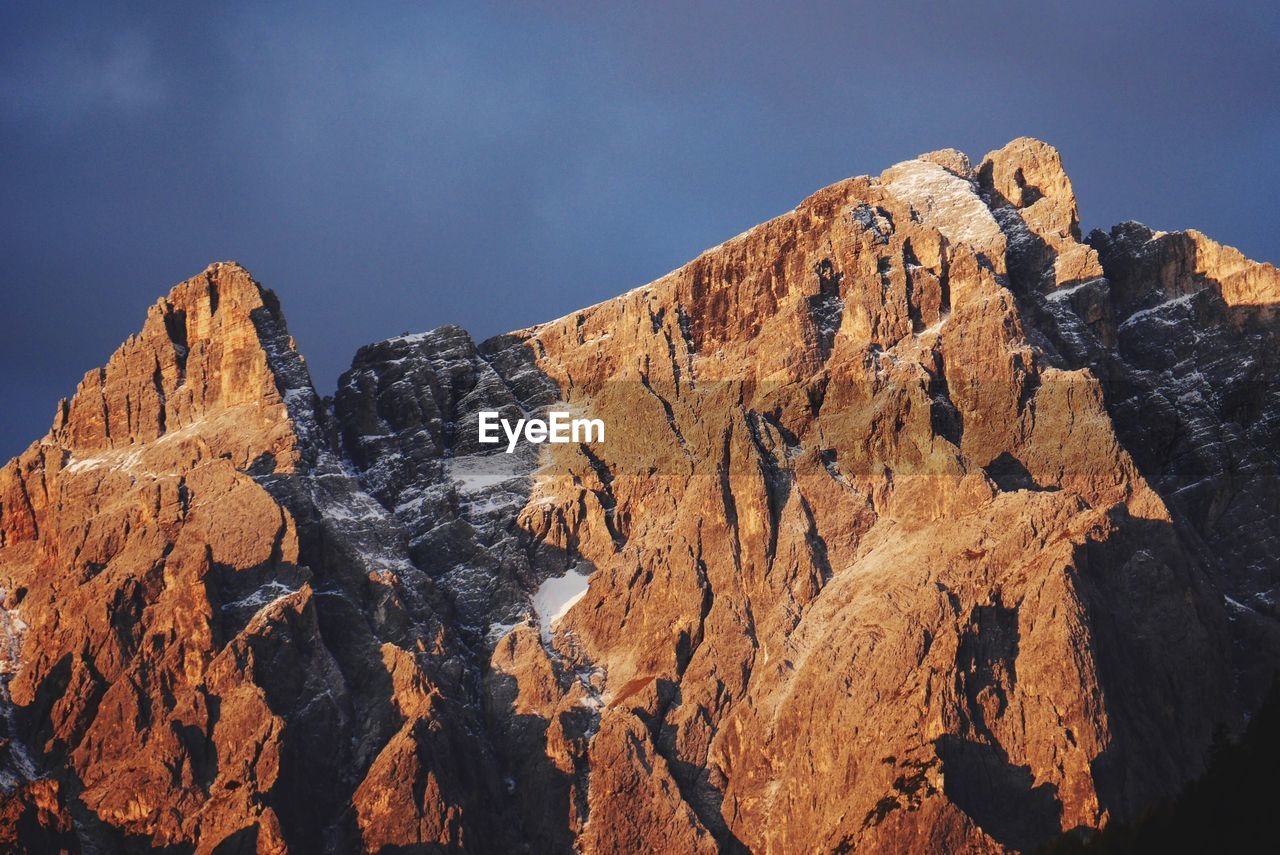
<box><xmin>1</xmin><ymin>138</ymin><xmax>1278</xmax><ymax>853</ymax></box>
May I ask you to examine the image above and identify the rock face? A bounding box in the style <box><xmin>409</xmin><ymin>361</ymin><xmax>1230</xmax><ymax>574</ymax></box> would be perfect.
<box><xmin>2</xmin><ymin>139</ymin><xmax>1278</xmax><ymax>853</ymax></box>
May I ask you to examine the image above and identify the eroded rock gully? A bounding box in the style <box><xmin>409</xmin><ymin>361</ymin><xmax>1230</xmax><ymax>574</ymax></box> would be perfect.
<box><xmin>2</xmin><ymin>138</ymin><xmax>1278</xmax><ymax>853</ymax></box>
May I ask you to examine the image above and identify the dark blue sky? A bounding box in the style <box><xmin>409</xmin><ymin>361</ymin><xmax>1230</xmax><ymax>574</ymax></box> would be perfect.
<box><xmin>3</xmin><ymin>1</ymin><xmax>1277</xmax><ymax>459</ymax></box>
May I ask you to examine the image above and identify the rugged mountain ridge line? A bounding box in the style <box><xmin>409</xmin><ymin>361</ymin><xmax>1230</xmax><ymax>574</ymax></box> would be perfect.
<box><xmin>2</xmin><ymin>138</ymin><xmax>1278</xmax><ymax>853</ymax></box>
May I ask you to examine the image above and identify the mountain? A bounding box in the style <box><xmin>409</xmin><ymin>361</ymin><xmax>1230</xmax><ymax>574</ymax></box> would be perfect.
<box><xmin>1</xmin><ymin>138</ymin><xmax>1277</xmax><ymax>853</ymax></box>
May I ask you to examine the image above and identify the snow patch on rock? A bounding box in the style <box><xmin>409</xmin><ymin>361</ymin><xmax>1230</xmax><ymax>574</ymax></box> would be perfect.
<box><xmin>534</xmin><ymin>570</ymin><xmax>591</xmax><ymax>639</ymax></box>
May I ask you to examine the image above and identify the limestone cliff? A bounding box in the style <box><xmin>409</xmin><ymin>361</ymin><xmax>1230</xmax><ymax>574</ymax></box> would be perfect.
<box><xmin>1</xmin><ymin>139</ymin><xmax>1277</xmax><ymax>853</ymax></box>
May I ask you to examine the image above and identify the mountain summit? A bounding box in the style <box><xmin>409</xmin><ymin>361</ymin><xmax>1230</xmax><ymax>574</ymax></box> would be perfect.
<box><xmin>2</xmin><ymin>139</ymin><xmax>1279</xmax><ymax>853</ymax></box>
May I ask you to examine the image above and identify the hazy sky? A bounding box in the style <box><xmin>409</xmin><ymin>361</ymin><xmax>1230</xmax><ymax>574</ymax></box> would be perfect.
<box><xmin>3</xmin><ymin>1</ymin><xmax>1277</xmax><ymax>459</ymax></box>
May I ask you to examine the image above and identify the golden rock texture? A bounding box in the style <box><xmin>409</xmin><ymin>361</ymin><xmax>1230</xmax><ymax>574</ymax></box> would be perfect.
<box><xmin>2</xmin><ymin>139</ymin><xmax>1278</xmax><ymax>852</ymax></box>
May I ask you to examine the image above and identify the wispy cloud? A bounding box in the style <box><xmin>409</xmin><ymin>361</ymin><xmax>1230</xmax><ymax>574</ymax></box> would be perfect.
<box><xmin>2</xmin><ymin>30</ymin><xmax>165</xmax><ymax>121</ymax></box>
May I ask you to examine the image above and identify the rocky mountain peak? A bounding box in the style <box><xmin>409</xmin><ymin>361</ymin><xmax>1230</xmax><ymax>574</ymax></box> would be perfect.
<box><xmin>2</xmin><ymin>139</ymin><xmax>1279</xmax><ymax>853</ymax></box>
<box><xmin>47</xmin><ymin>261</ymin><xmax>309</xmax><ymax>473</ymax></box>
<box><xmin>979</xmin><ymin>137</ymin><xmax>1082</xmax><ymax>239</ymax></box>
